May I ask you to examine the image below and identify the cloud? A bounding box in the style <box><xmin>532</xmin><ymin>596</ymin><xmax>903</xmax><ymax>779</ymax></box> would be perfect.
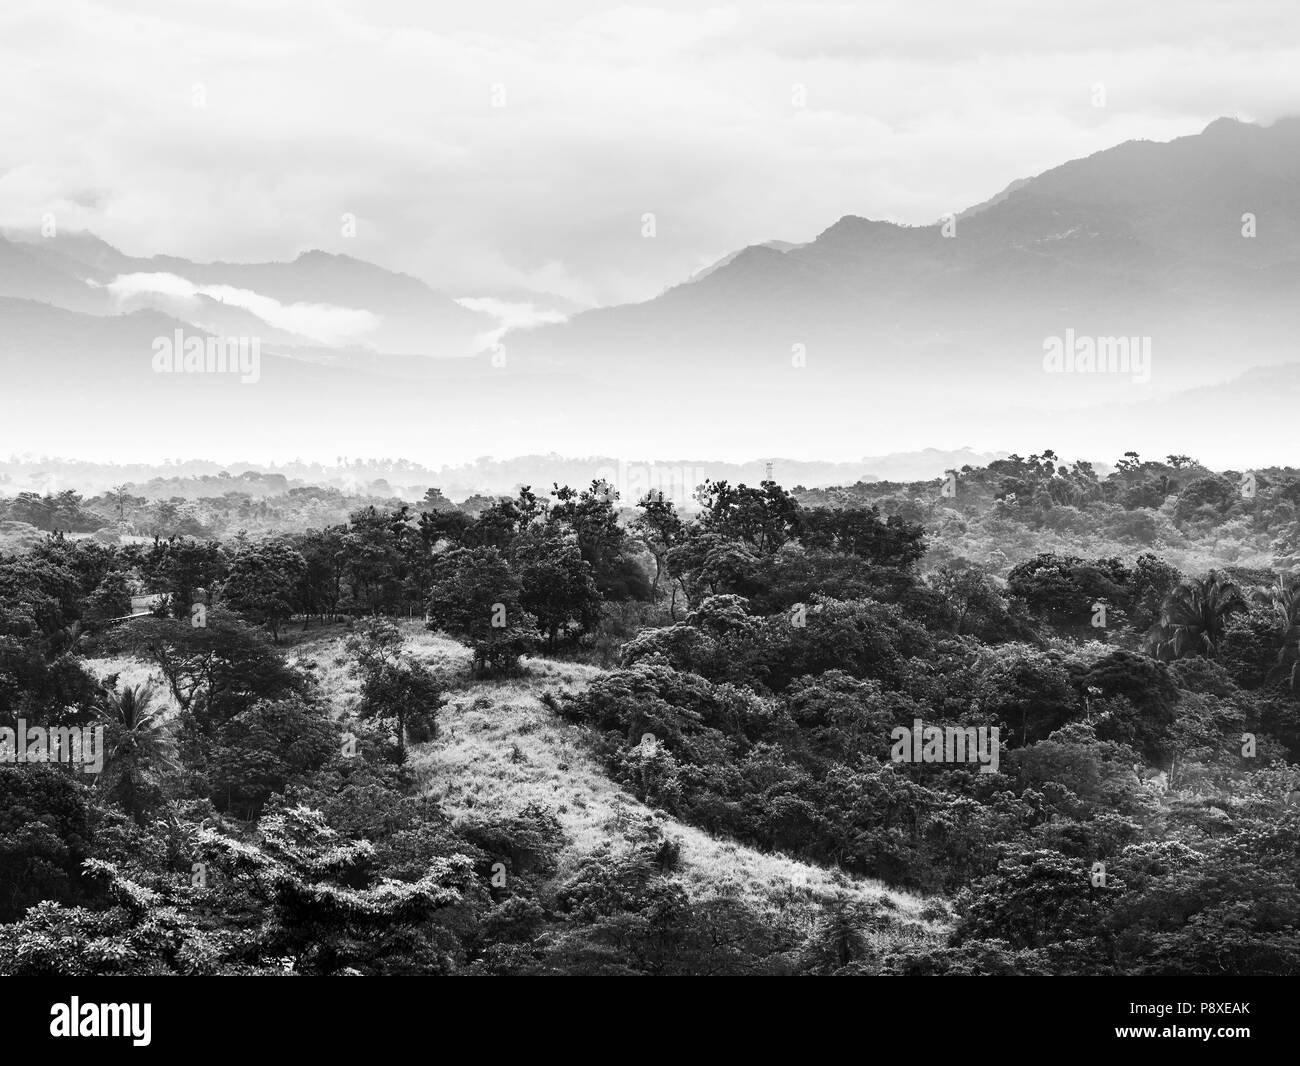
<box><xmin>103</xmin><ymin>272</ymin><xmax>379</xmax><ymax>345</ymax></box>
<box><xmin>454</xmin><ymin>296</ymin><xmax>569</xmax><ymax>348</ymax></box>
<box><xmin>1</xmin><ymin>0</ymin><xmax>1297</xmax><ymax>306</ymax></box>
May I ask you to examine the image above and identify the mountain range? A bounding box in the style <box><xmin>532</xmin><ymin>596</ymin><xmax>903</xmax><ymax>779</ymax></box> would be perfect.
<box><xmin>2</xmin><ymin>116</ymin><xmax>1298</xmax><ymax>467</ymax></box>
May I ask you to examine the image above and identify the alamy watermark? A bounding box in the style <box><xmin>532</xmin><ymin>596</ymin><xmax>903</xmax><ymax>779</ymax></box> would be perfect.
<box><xmin>1043</xmin><ymin>329</ymin><xmax>1151</xmax><ymax>384</ymax></box>
<box><xmin>152</xmin><ymin>329</ymin><xmax>261</xmax><ymax>383</ymax></box>
<box><xmin>593</xmin><ymin>460</ymin><xmax>708</xmax><ymax>508</ymax></box>
<box><xmin>0</xmin><ymin>719</ymin><xmax>104</xmax><ymax>774</ymax></box>
<box><xmin>890</xmin><ymin>718</ymin><xmax>1000</xmax><ymax>774</ymax></box>
<box><xmin>50</xmin><ymin>998</ymin><xmax>151</xmax><ymax>1046</ymax></box>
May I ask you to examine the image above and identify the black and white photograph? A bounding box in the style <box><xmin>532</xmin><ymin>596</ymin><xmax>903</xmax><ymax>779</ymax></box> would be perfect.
<box><xmin>0</xmin><ymin>0</ymin><xmax>1295</xmax><ymax>1034</ymax></box>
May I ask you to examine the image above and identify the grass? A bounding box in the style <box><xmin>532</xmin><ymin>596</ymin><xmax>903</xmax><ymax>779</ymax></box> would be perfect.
<box><xmin>81</xmin><ymin>655</ymin><xmax>179</xmax><ymax>718</ymax></box>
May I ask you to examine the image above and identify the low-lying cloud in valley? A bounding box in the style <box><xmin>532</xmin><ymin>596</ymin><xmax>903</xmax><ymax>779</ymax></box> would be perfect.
<box><xmin>102</xmin><ymin>272</ymin><xmax>380</xmax><ymax>346</ymax></box>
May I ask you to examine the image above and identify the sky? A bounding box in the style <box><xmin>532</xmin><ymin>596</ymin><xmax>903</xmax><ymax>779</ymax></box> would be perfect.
<box><xmin>2</xmin><ymin>0</ymin><xmax>1299</xmax><ymax>309</ymax></box>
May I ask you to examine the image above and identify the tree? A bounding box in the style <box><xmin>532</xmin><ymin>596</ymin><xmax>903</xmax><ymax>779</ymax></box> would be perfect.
<box><xmin>207</xmin><ymin>696</ymin><xmax>337</xmax><ymax>816</ymax></box>
<box><xmin>1251</xmin><ymin>576</ymin><xmax>1300</xmax><ymax>688</ymax></box>
<box><xmin>208</xmin><ymin>805</ymin><xmax>472</xmax><ymax>974</ymax></box>
<box><xmin>416</xmin><ymin>487</ymin><xmax>457</xmax><ymax>514</ymax></box>
<box><xmin>1173</xmin><ymin>475</ymin><xmax>1241</xmax><ymax>523</ymax></box>
<box><xmin>748</xmin><ymin>595</ymin><xmax>932</xmax><ymax>693</ymax></box>
<box><xmin>1080</xmin><ymin>650</ymin><xmax>1178</xmax><ymax>762</ymax></box>
<box><xmin>631</xmin><ymin>491</ymin><xmax>685</xmax><ymax>601</ymax></box>
<box><xmin>0</xmin><ymin>552</ymin><xmax>100</xmax><ymax>723</ymax></box>
<box><xmin>0</xmin><ymin>804</ymin><xmax>478</xmax><ymax>976</ymax></box>
<box><xmin>1127</xmin><ymin>553</ymin><xmax>1182</xmax><ymax>633</ymax></box>
<box><xmin>799</xmin><ymin>894</ymin><xmax>881</xmax><ymax>974</ymax></box>
<box><xmin>346</xmin><ymin>620</ymin><xmax>442</xmax><ymax>760</ymax></box>
<box><xmin>138</xmin><ymin>537</ymin><xmax>228</xmax><ymax>619</ymax></box>
<box><xmin>930</xmin><ymin>563</ymin><xmax>1012</xmax><ymax>638</ymax></box>
<box><xmin>339</xmin><ymin>506</ymin><xmax>408</xmax><ymax>614</ymax></box>
<box><xmin>666</xmin><ymin>532</ymin><xmax>761</xmax><ymax>607</ymax></box>
<box><xmin>1149</xmin><ymin>572</ymin><xmax>1247</xmax><ymax>660</ymax></box>
<box><xmin>83</xmin><ymin>571</ymin><xmax>132</xmax><ymax>623</ymax></box>
<box><xmin>294</xmin><ymin>526</ymin><xmax>347</xmax><ymax>624</ymax></box>
<box><xmin>548</xmin><ymin>481</ymin><xmax>646</xmax><ymax>600</ymax></box>
<box><xmin>109</xmin><ymin>609</ymin><xmax>301</xmax><ymax>729</ymax></box>
<box><xmin>0</xmin><ymin>766</ymin><xmax>95</xmax><ymax>921</ymax></box>
<box><xmin>110</xmin><ymin>484</ymin><xmax>132</xmax><ymax>523</ymax></box>
<box><xmin>417</xmin><ymin>507</ymin><xmax>473</xmax><ymax>552</ymax></box>
<box><xmin>221</xmin><ymin>538</ymin><xmax>306</xmax><ymax>641</ymax></box>
<box><xmin>426</xmin><ymin>548</ymin><xmax>537</xmax><ymax>677</ymax></box>
<box><xmin>4</xmin><ymin>491</ymin><xmax>103</xmax><ymax>533</ymax></box>
<box><xmin>972</xmin><ymin>644</ymin><xmax>1078</xmax><ymax>746</ymax></box>
<box><xmin>95</xmin><ymin>680</ymin><xmax>176</xmax><ymax>822</ymax></box>
<box><xmin>514</xmin><ymin>532</ymin><xmax>601</xmax><ymax>650</ymax></box>
<box><xmin>468</xmin><ymin>487</ymin><xmax>546</xmax><ymax>549</ymax></box>
<box><xmin>798</xmin><ymin>505</ymin><xmax>925</xmax><ymax>568</ymax></box>
<box><xmin>695</xmin><ymin>479</ymin><xmax>801</xmax><ymax>553</ymax></box>
<box><xmin>955</xmin><ymin>850</ymin><xmax>1116</xmax><ymax>952</ymax></box>
<box><xmin>1007</xmin><ymin>553</ymin><xmax>1128</xmax><ymax>634</ymax></box>
<box><xmin>785</xmin><ymin>671</ymin><xmax>898</xmax><ymax>764</ymax></box>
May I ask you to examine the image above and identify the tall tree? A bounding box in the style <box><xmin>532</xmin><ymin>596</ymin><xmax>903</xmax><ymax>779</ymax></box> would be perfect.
<box><xmin>94</xmin><ymin>681</ymin><xmax>176</xmax><ymax>822</ymax></box>
<box><xmin>221</xmin><ymin>538</ymin><xmax>306</xmax><ymax>642</ymax></box>
<box><xmin>426</xmin><ymin>547</ymin><xmax>537</xmax><ymax>677</ymax></box>
<box><xmin>631</xmin><ymin>490</ymin><xmax>685</xmax><ymax>601</ymax></box>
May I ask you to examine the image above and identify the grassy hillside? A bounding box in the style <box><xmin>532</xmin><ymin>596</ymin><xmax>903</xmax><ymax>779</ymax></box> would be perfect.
<box><xmin>287</xmin><ymin>622</ymin><xmax>949</xmax><ymax>956</ymax></box>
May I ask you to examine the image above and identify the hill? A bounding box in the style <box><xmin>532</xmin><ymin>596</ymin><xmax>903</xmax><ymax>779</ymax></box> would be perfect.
<box><xmin>291</xmin><ymin>623</ymin><xmax>946</xmax><ymax>949</ymax></box>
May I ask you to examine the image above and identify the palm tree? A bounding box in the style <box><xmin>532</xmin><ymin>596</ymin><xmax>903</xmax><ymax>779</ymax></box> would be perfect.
<box><xmin>1253</xmin><ymin>576</ymin><xmax>1300</xmax><ymax>687</ymax></box>
<box><xmin>1149</xmin><ymin>571</ymin><xmax>1246</xmax><ymax>660</ymax></box>
<box><xmin>95</xmin><ymin>682</ymin><xmax>176</xmax><ymax>822</ymax></box>
<box><xmin>800</xmin><ymin>894</ymin><xmax>877</xmax><ymax>974</ymax></box>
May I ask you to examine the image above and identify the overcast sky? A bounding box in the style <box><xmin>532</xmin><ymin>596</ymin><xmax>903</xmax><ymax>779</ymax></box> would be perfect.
<box><xmin>2</xmin><ymin>0</ymin><xmax>1298</xmax><ymax>307</ymax></box>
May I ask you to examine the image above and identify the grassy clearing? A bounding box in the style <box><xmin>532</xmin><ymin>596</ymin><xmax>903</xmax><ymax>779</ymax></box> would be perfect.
<box><xmin>81</xmin><ymin>655</ymin><xmax>179</xmax><ymax>718</ymax></box>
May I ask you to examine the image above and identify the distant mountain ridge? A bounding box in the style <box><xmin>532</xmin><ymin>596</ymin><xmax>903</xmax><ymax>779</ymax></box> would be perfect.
<box><xmin>0</xmin><ymin>230</ymin><xmax>492</xmax><ymax>356</ymax></box>
<box><xmin>503</xmin><ymin>116</ymin><xmax>1300</xmax><ymax>396</ymax></box>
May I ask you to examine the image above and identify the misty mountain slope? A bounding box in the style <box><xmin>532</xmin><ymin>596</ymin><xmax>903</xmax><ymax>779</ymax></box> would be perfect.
<box><xmin>686</xmin><ymin>239</ymin><xmax>803</xmax><ymax>284</ymax></box>
<box><xmin>970</xmin><ymin>116</ymin><xmax>1300</xmax><ymax>265</ymax></box>
<box><xmin>0</xmin><ymin>235</ymin><xmax>107</xmax><ymax>313</ymax></box>
<box><xmin>956</xmin><ymin>176</ymin><xmax>1033</xmax><ymax>220</ymax></box>
<box><xmin>503</xmin><ymin>117</ymin><xmax>1300</xmax><ymax>403</ymax></box>
<box><xmin>2</xmin><ymin>232</ymin><xmax>494</xmax><ymax>357</ymax></box>
<box><xmin>137</xmin><ymin>249</ymin><xmax>492</xmax><ymax>354</ymax></box>
<box><xmin>142</xmin><ymin>292</ymin><xmax>323</xmax><ymax>348</ymax></box>
<box><xmin>291</xmin><ymin>625</ymin><xmax>944</xmax><ymax>943</ymax></box>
